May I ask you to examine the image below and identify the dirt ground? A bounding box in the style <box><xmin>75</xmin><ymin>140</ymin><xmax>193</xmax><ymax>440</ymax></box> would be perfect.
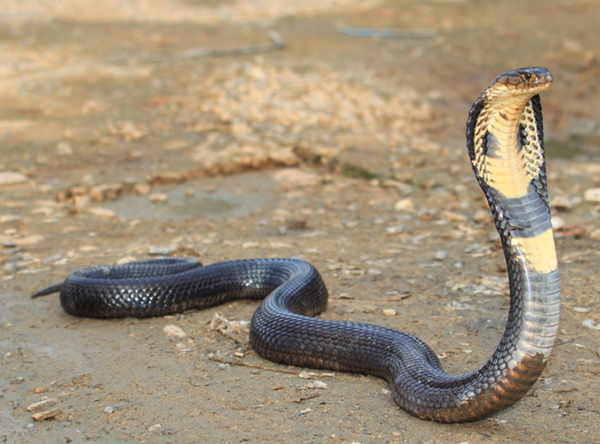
<box><xmin>2</xmin><ymin>0</ymin><xmax>600</xmax><ymax>443</ymax></box>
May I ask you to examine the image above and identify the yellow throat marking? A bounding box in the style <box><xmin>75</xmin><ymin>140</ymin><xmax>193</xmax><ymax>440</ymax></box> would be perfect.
<box><xmin>472</xmin><ymin>100</ymin><xmax>543</xmax><ymax>200</ymax></box>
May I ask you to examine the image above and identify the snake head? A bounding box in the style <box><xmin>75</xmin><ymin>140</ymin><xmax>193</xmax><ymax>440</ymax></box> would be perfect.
<box><xmin>484</xmin><ymin>67</ymin><xmax>553</xmax><ymax>101</ymax></box>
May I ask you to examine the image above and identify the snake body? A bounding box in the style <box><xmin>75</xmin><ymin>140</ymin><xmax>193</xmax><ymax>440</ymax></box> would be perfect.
<box><xmin>33</xmin><ymin>68</ymin><xmax>560</xmax><ymax>423</ymax></box>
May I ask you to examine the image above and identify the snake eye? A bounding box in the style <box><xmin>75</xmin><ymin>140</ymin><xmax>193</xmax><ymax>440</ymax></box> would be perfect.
<box><xmin>523</xmin><ymin>72</ymin><xmax>532</xmax><ymax>81</ymax></box>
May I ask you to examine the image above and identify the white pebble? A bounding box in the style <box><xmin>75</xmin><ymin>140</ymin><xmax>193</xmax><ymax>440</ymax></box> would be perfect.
<box><xmin>582</xmin><ymin>319</ymin><xmax>600</xmax><ymax>330</ymax></box>
<box><xmin>584</xmin><ymin>188</ymin><xmax>600</xmax><ymax>203</ymax></box>
<box><xmin>433</xmin><ymin>250</ymin><xmax>449</xmax><ymax>261</ymax></box>
<box><xmin>148</xmin><ymin>424</ymin><xmax>164</xmax><ymax>433</ymax></box>
<box><xmin>163</xmin><ymin>325</ymin><xmax>186</xmax><ymax>338</ymax></box>
<box><xmin>551</xmin><ymin>216</ymin><xmax>566</xmax><ymax>231</ymax></box>
<box><xmin>148</xmin><ymin>245</ymin><xmax>177</xmax><ymax>256</ymax></box>
<box><xmin>0</xmin><ymin>171</ymin><xmax>27</xmax><ymax>186</ymax></box>
<box><xmin>394</xmin><ymin>198</ymin><xmax>414</xmax><ymax>211</ymax></box>
<box><xmin>26</xmin><ymin>398</ymin><xmax>59</xmax><ymax>412</ymax></box>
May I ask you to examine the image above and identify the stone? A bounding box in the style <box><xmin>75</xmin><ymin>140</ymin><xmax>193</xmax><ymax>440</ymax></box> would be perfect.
<box><xmin>163</xmin><ymin>325</ymin><xmax>186</xmax><ymax>339</ymax></box>
<box><xmin>0</xmin><ymin>171</ymin><xmax>27</xmax><ymax>186</ymax></box>
<box><xmin>584</xmin><ymin>188</ymin><xmax>600</xmax><ymax>203</ymax></box>
<box><xmin>87</xmin><ymin>207</ymin><xmax>116</xmax><ymax>218</ymax></box>
<box><xmin>394</xmin><ymin>198</ymin><xmax>414</xmax><ymax>211</ymax></box>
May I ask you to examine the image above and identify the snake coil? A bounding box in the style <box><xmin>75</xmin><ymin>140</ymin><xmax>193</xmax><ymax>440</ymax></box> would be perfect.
<box><xmin>33</xmin><ymin>68</ymin><xmax>560</xmax><ymax>423</ymax></box>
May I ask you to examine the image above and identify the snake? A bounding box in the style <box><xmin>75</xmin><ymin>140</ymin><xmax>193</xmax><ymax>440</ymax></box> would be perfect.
<box><xmin>32</xmin><ymin>67</ymin><xmax>560</xmax><ymax>423</ymax></box>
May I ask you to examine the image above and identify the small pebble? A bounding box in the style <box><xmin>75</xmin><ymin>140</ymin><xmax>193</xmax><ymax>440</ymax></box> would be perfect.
<box><xmin>149</xmin><ymin>193</ymin><xmax>168</xmax><ymax>203</ymax></box>
<box><xmin>433</xmin><ymin>250</ymin><xmax>449</xmax><ymax>261</ymax></box>
<box><xmin>31</xmin><ymin>408</ymin><xmax>63</xmax><ymax>421</ymax></box>
<box><xmin>0</xmin><ymin>214</ymin><xmax>22</xmax><ymax>223</ymax></box>
<box><xmin>148</xmin><ymin>424</ymin><xmax>164</xmax><ymax>433</ymax></box>
<box><xmin>584</xmin><ymin>188</ymin><xmax>600</xmax><ymax>203</ymax></box>
<box><xmin>382</xmin><ymin>309</ymin><xmax>397</xmax><ymax>317</ymax></box>
<box><xmin>298</xmin><ymin>371</ymin><xmax>320</xmax><ymax>379</ymax></box>
<box><xmin>385</xmin><ymin>225</ymin><xmax>407</xmax><ymax>234</ymax></box>
<box><xmin>302</xmin><ymin>380</ymin><xmax>328</xmax><ymax>389</ymax></box>
<box><xmin>87</xmin><ymin>207</ymin><xmax>116</xmax><ymax>218</ymax></box>
<box><xmin>269</xmin><ymin>147</ymin><xmax>300</xmax><ymax>166</ymax></box>
<box><xmin>148</xmin><ymin>245</ymin><xmax>177</xmax><ymax>256</ymax></box>
<box><xmin>133</xmin><ymin>183</ymin><xmax>151</xmax><ymax>195</ymax></box>
<box><xmin>1</xmin><ymin>234</ymin><xmax>44</xmax><ymax>247</ymax></box>
<box><xmin>88</xmin><ymin>183</ymin><xmax>122</xmax><ymax>202</ymax></box>
<box><xmin>0</xmin><ymin>171</ymin><xmax>27</xmax><ymax>185</ymax></box>
<box><xmin>27</xmin><ymin>398</ymin><xmax>60</xmax><ymax>413</ymax></box>
<box><xmin>56</xmin><ymin>141</ymin><xmax>74</xmax><ymax>155</ymax></box>
<box><xmin>394</xmin><ymin>198</ymin><xmax>414</xmax><ymax>211</ymax></box>
<box><xmin>582</xmin><ymin>319</ymin><xmax>600</xmax><ymax>330</ymax></box>
<box><xmin>442</xmin><ymin>211</ymin><xmax>466</xmax><ymax>222</ymax></box>
<box><xmin>116</xmin><ymin>256</ymin><xmax>137</xmax><ymax>265</ymax></box>
<box><xmin>552</xmin><ymin>216</ymin><xmax>567</xmax><ymax>231</ymax></box>
<box><xmin>287</xmin><ymin>218</ymin><xmax>308</xmax><ymax>230</ymax></box>
<box><xmin>38</xmin><ymin>184</ymin><xmax>53</xmax><ymax>194</ymax></box>
<box><xmin>473</xmin><ymin>210</ymin><xmax>488</xmax><ymax>223</ymax></box>
<box><xmin>271</xmin><ymin>168</ymin><xmax>321</xmax><ymax>187</ymax></box>
<box><xmin>150</xmin><ymin>172</ymin><xmax>186</xmax><ymax>185</ymax></box>
<box><xmin>163</xmin><ymin>325</ymin><xmax>187</xmax><ymax>339</ymax></box>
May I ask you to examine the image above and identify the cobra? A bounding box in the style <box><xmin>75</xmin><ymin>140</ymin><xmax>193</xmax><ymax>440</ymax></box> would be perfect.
<box><xmin>33</xmin><ymin>67</ymin><xmax>560</xmax><ymax>423</ymax></box>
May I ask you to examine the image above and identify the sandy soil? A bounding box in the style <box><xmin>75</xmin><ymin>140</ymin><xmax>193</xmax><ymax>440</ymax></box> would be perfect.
<box><xmin>2</xmin><ymin>1</ymin><xmax>600</xmax><ymax>443</ymax></box>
